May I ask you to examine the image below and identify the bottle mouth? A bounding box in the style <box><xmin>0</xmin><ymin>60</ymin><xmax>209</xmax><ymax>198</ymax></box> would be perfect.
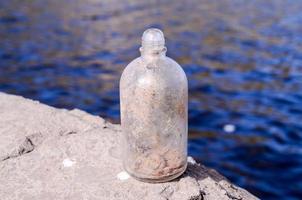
<box><xmin>141</xmin><ymin>28</ymin><xmax>166</xmax><ymax>54</ymax></box>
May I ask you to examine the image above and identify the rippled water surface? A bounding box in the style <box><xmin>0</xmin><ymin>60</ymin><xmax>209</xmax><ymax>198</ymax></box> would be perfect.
<box><xmin>1</xmin><ymin>0</ymin><xmax>302</xmax><ymax>199</ymax></box>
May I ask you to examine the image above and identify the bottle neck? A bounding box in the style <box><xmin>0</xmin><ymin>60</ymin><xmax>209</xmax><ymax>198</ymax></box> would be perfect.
<box><xmin>140</xmin><ymin>47</ymin><xmax>167</xmax><ymax>61</ymax></box>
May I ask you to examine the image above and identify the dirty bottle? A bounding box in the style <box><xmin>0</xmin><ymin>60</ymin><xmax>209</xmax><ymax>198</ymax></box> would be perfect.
<box><xmin>120</xmin><ymin>28</ymin><xmax>188</xmax><ymax>182</ymax></box>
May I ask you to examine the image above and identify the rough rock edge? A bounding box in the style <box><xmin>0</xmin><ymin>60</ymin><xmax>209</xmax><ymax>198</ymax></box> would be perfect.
<box><xmin>0</xmin><ymin>92</ymin><xmax>259</xmax><ymax>200</ymax></box>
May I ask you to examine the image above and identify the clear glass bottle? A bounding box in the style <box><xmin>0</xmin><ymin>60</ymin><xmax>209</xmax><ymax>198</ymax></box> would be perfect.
<box><xmin>120</xmin><ymin>28</ymin><xmax>188</xmax><ymax>183</ymax></box>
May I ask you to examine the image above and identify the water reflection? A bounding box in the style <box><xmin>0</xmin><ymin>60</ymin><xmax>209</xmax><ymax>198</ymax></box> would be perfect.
<box><xmin>1</xmin><ymin>0</ymin><xmax>302</xmax><ymax>199</ymax></box>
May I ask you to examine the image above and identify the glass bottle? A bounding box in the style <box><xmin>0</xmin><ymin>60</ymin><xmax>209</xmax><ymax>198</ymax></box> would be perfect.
<box><xmin>120</xmin><ymin>28</ymin><xmax>188</xmax><ymax>183</ymax></box>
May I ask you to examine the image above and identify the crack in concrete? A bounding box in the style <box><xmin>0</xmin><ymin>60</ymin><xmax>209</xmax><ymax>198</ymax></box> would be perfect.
<box><xmin>218</xmin><ymin>183</ymin><xmax>242</xmax><ymax>200</ymax></box>
<box><xmin>1</xmin><ymin>132</ymin><xmax>44</xmax><ymax>162</ymax></box>
<box><xmin>191</xmin><ymin>179</ymin><xmax>205</xmax><ymax>200</ymax></box>
<box><xmin>2</xmin><ymin>136</ymin><xmax>35</xmax><ymax>161</ymax></box>
<box><xmin>159</xmin><ymin>185</ymin><xmax>174</xmax><ymax>200</ymax></box>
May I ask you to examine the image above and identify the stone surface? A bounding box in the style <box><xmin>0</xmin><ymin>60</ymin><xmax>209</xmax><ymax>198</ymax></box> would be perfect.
<box><xmin>0</xmin><ymin>92</ymin><xmax>259</xmax><ymax>200</ymax></box>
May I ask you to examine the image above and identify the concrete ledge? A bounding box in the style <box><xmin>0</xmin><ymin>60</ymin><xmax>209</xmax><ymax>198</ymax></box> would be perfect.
<box><xmin>0</xmin><ymin>92</ymin><xmax>258</xmax><ymax>200</ymax></box>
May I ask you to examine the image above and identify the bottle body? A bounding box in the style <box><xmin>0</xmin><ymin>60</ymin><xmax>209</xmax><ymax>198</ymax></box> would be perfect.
<box><xmin>120</xmin><ymin>55</ymin><xmax>188</xmax><ymax>182</ymax></box>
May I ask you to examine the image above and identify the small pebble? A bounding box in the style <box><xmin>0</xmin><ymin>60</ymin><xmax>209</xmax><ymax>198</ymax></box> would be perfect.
<box><xmin>187</xmin><ymin>156</ymin><xmax>196</xmax><ymax>164</ymax></box>
<box><xmin>223</xmin><ymin>124</ymin><xmax>236</xmax><ymax>133</ymax></box>
<box><xmin>62</xmin><ymin>158</ymin><xmax>76</xmax><ymax>168</ymax></box>
<box><xmin>117</xmin><ymin>171</ymin><xmax>130</xmax><ymax>181</ymax></box>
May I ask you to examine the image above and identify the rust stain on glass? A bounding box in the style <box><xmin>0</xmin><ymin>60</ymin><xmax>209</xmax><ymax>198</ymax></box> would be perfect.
<box><xmin>120</xmin><ymin>28</ymin><xmax>188</xmax><ymax>182</ymax></box>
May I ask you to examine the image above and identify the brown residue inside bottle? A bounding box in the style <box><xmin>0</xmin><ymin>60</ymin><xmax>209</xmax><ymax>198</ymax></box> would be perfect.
<box><xmin>130</xmin><ymin>147</ymin><xmax>185</xmax><ymax>178</ymax></box>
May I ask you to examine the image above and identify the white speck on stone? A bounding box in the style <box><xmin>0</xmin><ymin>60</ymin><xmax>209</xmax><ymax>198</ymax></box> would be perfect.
<box><xmin>223</xmin><ymin>124</ymin><xmax>236</xmax><ymax>133</ymax></box>
<box><xmin>187</xmin><ymin>156</ymin><xmax>196</xmax><ymax>164</ymax></box>
<box><xmin>117</xmin><ymin>171</ymin><xmax>130</xmax><ymax>181</ymax></box>
<box><xmin>62</xmin><ymin>158</ymin><xmax>76</xmax><ymax>168</ymax></box>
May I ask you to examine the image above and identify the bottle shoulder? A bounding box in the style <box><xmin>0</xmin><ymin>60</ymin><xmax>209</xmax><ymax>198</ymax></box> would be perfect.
<box><xmin>120</xmin><ymin>56</ymin><xmax>187</xmax><ymax>90</ymax></box>
<box><xmin>121</xmin><ymin>57</ymin><xmax>187</xmax><ymax>79</ymax></box>
<box><xmin>165</xmin><ymin>57</ymin><xmax>187</xmax><ymax>79</ymax></box>
<box><xmin>121</xmin><ymin>57</ymin><xmax>142</xmax><ymax>76</ymax></box>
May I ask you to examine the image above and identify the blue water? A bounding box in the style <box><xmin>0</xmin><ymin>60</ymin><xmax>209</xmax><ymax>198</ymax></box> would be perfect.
<box><xmin>1</xmin><ymin>0</ymin><xmax>302</xmax><ymax>199</ymax></box>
